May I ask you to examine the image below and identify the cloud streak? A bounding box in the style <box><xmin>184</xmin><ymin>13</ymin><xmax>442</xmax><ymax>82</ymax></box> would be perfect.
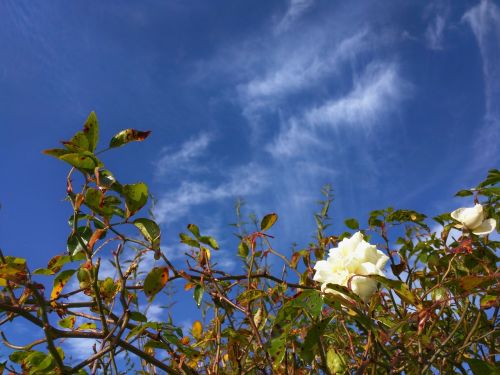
<box><xmin>423</xmin><ymin>1</ymin><xmax>450</xmax><ymax>50</ymax></box>
<box><xmin>155</xmin><ymin>133</ymin><xmax>213</xmax><ymax>178</ymax></box>
<box><xmin>275</xmin><ymin>0</ymin><xmax>315</xmax><ymax>34</ymax></box>
<box><xmin>270</xmin><ymin>62</ymin><xmax>408</xmax><ymax>158</ymax></box>
<box><xmin>463</xmin><ymin>0</ymin><xmax>500</xmax><ymax>169</ymax></box>
<box><xmin>154</xmin><ymin>162</ymin><xmax>268</xmax><ymax>225</ymax></box>
<box><xmin>237</xmin><ymin>29</ymin><xmax>372</xmax><ymax>115</ymax></box>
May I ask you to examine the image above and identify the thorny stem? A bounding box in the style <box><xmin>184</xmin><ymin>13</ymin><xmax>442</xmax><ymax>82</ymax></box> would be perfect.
<box><xmin>421</xmin><ymin>300</ymin><xmax>471</xmax><ymax>374</ymax></box>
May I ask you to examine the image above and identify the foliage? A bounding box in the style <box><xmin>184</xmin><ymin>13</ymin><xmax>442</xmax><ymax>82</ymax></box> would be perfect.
<box><xmin>0</xmin><ymin>112</ymin><xmax>498</xmax><ymax>374</ymax></box>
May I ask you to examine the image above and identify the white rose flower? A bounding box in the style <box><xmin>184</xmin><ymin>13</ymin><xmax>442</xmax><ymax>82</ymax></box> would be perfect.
<box><xmin>450</xmin><ymin>203</ymin><xmax>496</xmax><ymax>236</ymax></box>
<box><xmin>313</xmin><ymin>231</ymin><xmax>389</xmax><ymax>302</ymax></box>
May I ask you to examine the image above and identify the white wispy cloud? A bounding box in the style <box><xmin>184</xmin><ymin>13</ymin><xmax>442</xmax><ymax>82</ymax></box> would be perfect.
<box><xmin>143</xmin><ymin>302</ymin><xmax>164</xmax><ymax>321</ymax></box>
<box><xmin>154</xmin><ymin>163</ymin><xmax>268</xmax><ymax>224</ymax></box>
<box><xmin>423</xmin><ymin>1</ymin><xmax>450</xmax><ymax>50</ymax></box>
<box><xmin>270</xmin><ymin>62</ymin><xmax>409</xmax><ymax>158</ymax></box>
<box><xmin>463</xmin><ymin>0</ymin><xmax>500</xmax><ymax>169</ymax></box>
<box><xmin>155</xmin><ymin>133</ymin><xmax>213</xmax><ymax>178</ymax></box>
<box><xmin>463</xmin><ymin>0</ymin><xmax>500</xmax><ymax>116</ymax></box>
<box><xmin>64</xmin><ymin>337</ymin><xmax>99</xmax><ymax>361</ymax></box>
<box><xmin>237</xmin><ymin>29</ymin><xmax>371</xmax><ymax>114</ymax></box>
<box><xmin>304</xmin><ymin>63</ymin><xmax>404</xmax><ymax>126</ymax></box>
<box><xmin>425</xmin><ymin>15</ymin><xmax>447</xmax><ymax>50</ymax></box>
<box><xmin>275</xmin><ymin>0</ymin><xmax>315</xmax><ymax>34</ymax></box>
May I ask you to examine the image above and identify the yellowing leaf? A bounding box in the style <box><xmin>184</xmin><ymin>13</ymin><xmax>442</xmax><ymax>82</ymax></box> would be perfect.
<box><xmin>58</xmin><ymin>316</ymin><xmax>76</xmax><ymax>329</ymax></box>
<box><xmin>88</xmin><ymin>228</ymin><xmax>107</xmax><ymax>251</ymax></box>
<box><xmin>109</xmin><ymin>129</ymin><xmax>151</xmax><ymax>149</ymax></box>
<box><xmin>51</xmin><ymin>270</ymin><xmax>76</xmax><ymax>302</ymax></box>
<box><xmin>82</xmin><ymin>111</ymin><xmax>99</xmax><ymax>152</ymax></box>
<box><xmin>133</xmin><ymin>218</ymin><xmax>161</xmax><ymax>249</ymax></box>
<box><xmin>77</xmin><ymin>322</ymin><xmax>97</xmax><ymax>331</ymax></box>
<box><xmin>192</xmin><ymin>320</ymin><xmax>203</xmax><ymax>339</ymax></box>
<box><xmin>459</xmin><ymin>275</ymin><xmax>495</xmax><ymax>291</ymax></box>
<box><xmin>260</xmin><ymin>213</ymin><xmax>278</xmax><ymax>231</ymax></box>
<box><xmin>0</xmin><ymin>257</ymin><xmax>28</xmax><ymax>286</ymax></box>
<box><xmin>143</xmin><ymin>267</ymin><xmax>169</xmax><ymax>299</ymax></box>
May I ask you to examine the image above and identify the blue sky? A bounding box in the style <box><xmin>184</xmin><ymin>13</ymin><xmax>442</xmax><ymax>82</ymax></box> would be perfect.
<box><xmin>0</xmin><ymin>0</ymin><xmax>499</xmax><ymax>359</ymax></box>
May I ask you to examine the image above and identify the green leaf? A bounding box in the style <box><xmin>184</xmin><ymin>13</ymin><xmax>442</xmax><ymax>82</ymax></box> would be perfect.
<box><xmin>99</xmin><ymin>277</ymin><xmax>119</xmax><ymax>303</ymax></box>
<box><xmin>199</xmin><ymin>236</ymin><xmax>219</xmax><ymax>250</ymax></box>
<box><xmin>369</xmin><ymin>275</ymin><xmax>420</xmax><ymax>306</ymax></box>
<box><xmin>455</xmin><ymin>189</ymin><xmax>474</xmax><ymax>197</ymax></box>
<box><xmin>238</xmin><ymin>241</ymin><xmax>249</xmax><ymax>258</ymax></box>
<box><xmin>122</xmin><ymin>183</ymin><xmax>148</xmax><ymax>216</ymax></box>
<box><xmin>344</xmin><ymin>218</ymin><xmax>359</xmax><ymax>230</ymax></box>
<box><xmin>24</xmin><ymin>351</ymin><xmax>52</xmax><ymax>371</ymax></box>
<box><xmin>326</xmin><ymin>348</ymin><xmax>347</xmax><ymax>374</ymax></box>
<box><xmin>43</xmin><ymin>148</ymin><xmax>71</xmax><ymax>158</ymax></box>
<box><xmin>480</xmin><ymin>187</ymin><xmax>500</xmax><ymax>197</ymax></box>
<box><xmin>180</xmin><ymin>233</ymin><xmax>199</xmax><ymax>247</ymax></box>
<box><xmin>96</xmin><ymin>169</ymin><xmax>116</xmax><ymax>188</ymax></box>
<box><xmin>67</xmin><ymin>226</ymin><xmax>92</xmax><ymax>256</ymax></box>
<box><xmin>134</xmin><ymin>218</ymin><xmax>161</xmax><ymax>249</ymax></box>
<box><xmin>144</xmin><ymin>340</ymin><xmax>169</xmax><ymax>350</ymax></box>
<box><xmin>33</xmin><ymin>268</ymin><xmax>54</xmax><ymax>275</ymax></box>
<box><xmin>187</xmin><ymin>223</ymin><xmax>201</xmax><ymax>238</ymax></box>
<box><xmin>260</xmin><ymin>213</ymin><xmax>278</xmax><ymax>231</ymax></box>
<box><xmin>59</xmin><ymin>151</ymin><xmax>101</xmax><ymax>171</ymax></box>
<box><xmin>63</xmin><ymin>131</ymin><xmax>89</xmax><ymax>152</ymax></box>
<box><xmin>386</xmin><ymin>209</ymin><xmax>427</xmax><ymax>228</ymax></box>
<box><xmin>85</xmin><ymin>188</ymin><xmax>115</xmax><ymax>217</ymax></box>
<box><xmin>129</xmin><ymin>311</ymin><xmax>148</xmax><ymax>323</ymax></box>
<box><xmin>194</xmin><ymin>285</ymin><xmax>204</xmax><ymax>307</ymax></box>
<box><xmin>84</xmin><ymin>187</ymin><xmax>101</xmax><ymax>206</ymax></box>
<box><xmin>466</xmin><ymin>358</ymin><xmax>498</xmax><ymax>374</ymax></box>
<box><xmin>271</xmin><ymin>290</ymin><xmax>323</xmax><ymax>342</ymax></box>
<box><xmin>300</xmin><ymin>317</ymin><xmax>333</xmax><ymax>362</ymax></box>
<box><xmin>323</xmin><ymin>283</ymin><xmax>364</xmax><ymax>305</ymax></box>
<box><xmin>9</xmin><ymin>350</ymin><xmax>30</xmax><ymax>363</ymax></box>
<box><xmin>269</xmin><ymin>335</ymin><xmax>287</xmax><ymax>367</ymax></box>
<box><xmin>47</xmin><ymin>252</ymin><xmax>86</xmax><ymax>274</ymax></box>
<box><xmin>477</xmin><ymin>169</ymin><xmax>500</xmax><ymax>188</ymax></box>
<box><xmin>269</xmin><ymin>292</ymin><xmax>323</xmax><ymax>367</ymax></box>
<box><xmin>83</xmin><ymin>111</ymin><xmax>99</xmax><ymax>152</ymax></box>
<box><xmin>109</xmin><ymin>129</ymin><xmax>151</xmax><ymax>149</ymax></box>
<box><xmin>58</xmin><ymin>316</ymin><xmax>76</xmax><ymax>329</ymax></box>
<box><xmin>143</xmin><ymin>267</ymin><xmax>169</xmax><ymax>299</ymax></box>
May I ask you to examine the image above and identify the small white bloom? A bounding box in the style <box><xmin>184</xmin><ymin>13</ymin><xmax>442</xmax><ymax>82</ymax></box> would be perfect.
<box><xmin>450</xmin><ymin>203</ymin><xmax>496</xmax><ymax>235</ymax></box>
<box><xmin>313</xmin><ymin>231</ymin><xmax>389</xmax><ymax>302</ymax></box>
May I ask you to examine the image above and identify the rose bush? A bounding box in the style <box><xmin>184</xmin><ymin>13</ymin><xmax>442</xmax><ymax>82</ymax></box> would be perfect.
<box><xmin>313</xmin><ymin>231</ymin><xmax>389</xmax><ymax>301</ymax></box>
<box><xmin>0</xmin><ymin>112</ymin><xmax>498</xmax><ymax>374</ymax></box>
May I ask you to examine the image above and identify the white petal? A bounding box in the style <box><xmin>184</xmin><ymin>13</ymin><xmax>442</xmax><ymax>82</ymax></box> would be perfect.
<box><xmin>313</xmin><ymin>260</ymin><xmax>329</xmax><ymax>282</ymax></box>
<box><xmin>338</xmin><ymin>232</ymin><xmax>363</xmax><ymax>255</ymax></box>
<box><xmin>450</xmin><ymin>207</ymin><xmax>465</xmax><ymax>222</ymax></box>
<box><xmin>343</xmin><ymin>255</ymin><xmax>362</xmax><ymax>273</ymax></box>
<box><xmin>356</xmin><ymin>262</ymin><xmax>378</xmax><ymax>275</ymax></box>
<box><xmin>350</xmin><ymin>276</ymin><xmax>377</xmax><ymax>301</ymax></box>
<box><xmin>458</xmin><ymin>204</ymin><xmax>484</xmax><ymax>229</ymax></box>
<box><xmin>374</xmin><ymin>251</ymin><xmax>390</xmax><ymax>270</ymax></box>
<box><xmin>472</xmin><ymin>218</ymin><xmax>497</xmax><ymax>235</ymax></box>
